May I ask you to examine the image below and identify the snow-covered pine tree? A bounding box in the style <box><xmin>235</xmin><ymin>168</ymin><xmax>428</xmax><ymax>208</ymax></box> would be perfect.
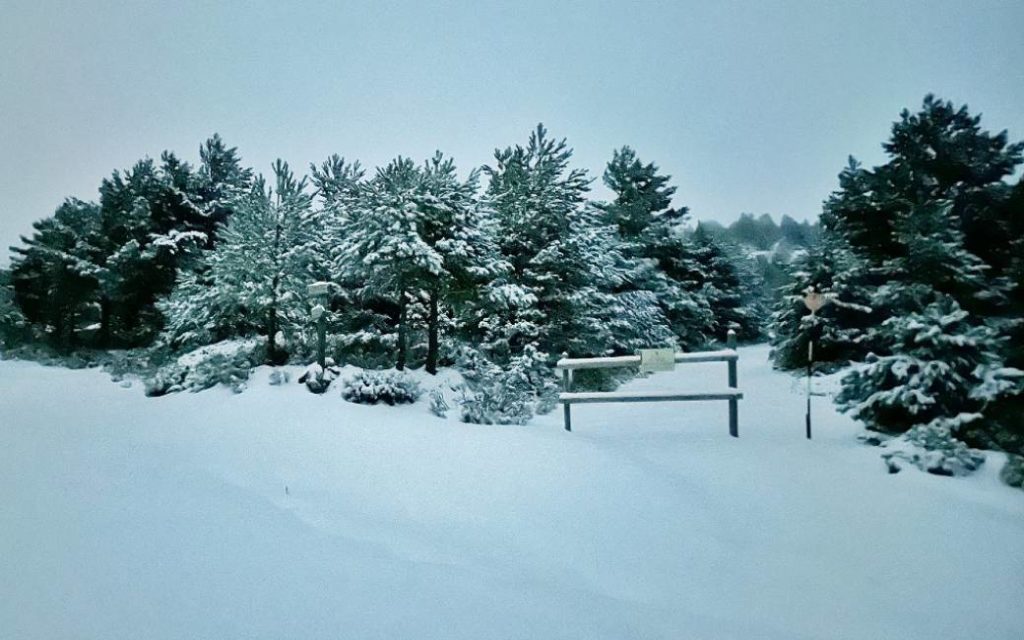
<box><xmin>159</xmin><ymin>160</ymin><xmax>316</xmax><ymax>364</ymax></box>
<box><xmin>836</xmin><ymin>296</ymin><xmax>1007</xmax><ymax>437</ymax></box>
<box><xmin>334</xmin><ymin>154</ymin><xmax>494</xmax><ymax>371</ymax></box>
<box><xmin>690</xmin><ymin>224</ymin><xmax>763</xmax><ymax>341</ymax></box>
<box><xmin>0</xmin><ymin>268</ymin><xmax>29</xmax><ymax>348</ymax></box>
<box><xmin>308</xmin><ymin>155</ymin><xmax>375</xmax><ymax>364</ymax></box>
<box><xmin>597</xmin><ymin>146</ymin><xmax>713</xmax><ymax>348</ymax></box>
<box><xmin>479</xmin><ymin>125</ymin><xmax>630</xmax><ymax>363</ymax></box>
<box><xmin>9</xmin><ymin>198</ymin><xmax>102</xmax><ymax>349</ymax></box>
<box><xmin>193</xmin><ymin>134</ymin><xmax>254</xmax><ymax>247</ymax></box>
<box><xmin>768</xmin><ymin>240</ymin><xmax>873</xmax><ymax>370</ymax></box>
<box><xmin>416</xmin><ymin>153</ymin><xmax>500</xmax><ymax>373</ymax></box>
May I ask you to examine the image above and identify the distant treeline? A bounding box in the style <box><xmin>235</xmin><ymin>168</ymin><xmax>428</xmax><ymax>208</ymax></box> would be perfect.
<box><xmin>695</xmin><ymin>213</ymin><xmax>821</xmax><ymax>252</ymax></box>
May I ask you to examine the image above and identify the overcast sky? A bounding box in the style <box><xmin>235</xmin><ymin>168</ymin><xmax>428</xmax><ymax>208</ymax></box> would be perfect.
<box><xmin>2</xmin><ymin>0</ymin><xmax>1022</xmax><ymax>260</ymax></box>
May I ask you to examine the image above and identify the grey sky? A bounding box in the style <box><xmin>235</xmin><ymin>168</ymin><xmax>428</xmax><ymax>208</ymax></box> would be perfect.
<box><xmin>2</xmin><ymin>0</ymin><xmax>1022</xmax><ymax>260</ymax></box>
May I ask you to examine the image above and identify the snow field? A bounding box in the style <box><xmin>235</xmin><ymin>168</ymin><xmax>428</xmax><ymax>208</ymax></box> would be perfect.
<box><xmin>1</xmin><ymin>345</ymin><xmax>1021</xmax><ymax>639</ymax></box>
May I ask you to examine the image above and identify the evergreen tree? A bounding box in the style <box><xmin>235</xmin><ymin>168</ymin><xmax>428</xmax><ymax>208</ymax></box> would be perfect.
<box><xmin>10</xmin><ymin>199</ymin><xmax>103</xmax><ymax>349</ymax></box>
<box><xmin>690</xmin><ymin>225</ymin><xmax>763</xmax><ymax>341</ymax></box>
<box><xmin>769</xmin><ymin>240</ymin><xmax>873</xmax><ymax>370</ymax></box>
<box><xmin>159</xmin><ymin>160</ymin><xmax>315</xmax><ymax>364</ymax></box>
<box><xmin>837</xmin><ymin>296</ymin><xmax>1007</xmax><ymax>436</ymax></box>
<box><xmin>0</xmin><ymin>268</ymin><xmax>30</xmax><ymax>348</ymax></box>
<box><xmin>597</xmin><ymin>146</ymin><xmax>712</xmax><ymax>348</ymax></box>
<box><xmin>480</xmin><ymin>125</ymin><xmax>633</xmax><ymax>363</ymax></box>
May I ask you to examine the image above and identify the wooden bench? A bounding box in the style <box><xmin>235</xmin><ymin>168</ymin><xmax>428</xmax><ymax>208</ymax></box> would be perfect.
<box><xmin>555</xmin><ymin>330</ymin><xmax>743</xmax><ymax>436</ymax></box>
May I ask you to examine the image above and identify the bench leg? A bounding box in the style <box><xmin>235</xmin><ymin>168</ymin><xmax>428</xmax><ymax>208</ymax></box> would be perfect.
<box><xmin>729</xmin><ymin>398</ymin><xmax>738</xmax><ymax>438</ymax></box>
<box><xmin>563</xmin><ymin>403</ymin><xmax>572</xmax><ymax>432</ymax></box>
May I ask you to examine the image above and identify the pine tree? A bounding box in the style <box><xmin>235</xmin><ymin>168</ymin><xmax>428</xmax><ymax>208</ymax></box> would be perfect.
<box><xmin>690</xmin><ymin>225</ymin><xmax>763</xmax><ymax>341</ymax></box>
<box><xmin>480</xmin><ymin>125</ymin><xmax>633</xmax><ymax>363</ymax></box>
<box><xmin>768</xmin><ymin>240</ymin><xmax>873</xmax><ymax>370</ymax></box>
<box><xmin>10</xmin><ymin>199</ymin><xmax>103</xmax><ymax>349</ymax></box>
<box><xmin>160</xmin><ymin>160</ymin><xmax>315</xmax><ymax>364</ymax></box>
<box><xmin>597</xmin><ymin>146</ymin><xmax>713</xmax><ymax>348</ymax></box>
<box><xmin>333</xmin><ymin>154</ymin><xmax>496</xmax><ymax>371</ymax></box>
<box><xmin>836</xmin><ymin>296</ymin><xmax>1006</xmax><ymax>436</ymax></box>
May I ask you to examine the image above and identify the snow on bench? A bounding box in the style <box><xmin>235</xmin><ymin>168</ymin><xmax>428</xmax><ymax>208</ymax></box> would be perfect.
<box><xmin>555</xmin><ymin>330</ymin><xmax>742</xmax><ymax>436</ymax></box>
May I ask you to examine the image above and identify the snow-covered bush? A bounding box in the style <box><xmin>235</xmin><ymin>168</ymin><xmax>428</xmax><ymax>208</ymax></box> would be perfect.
<box><xmin>456</xmin><ymin>345</ymin><xmax>558</xmax><ymax>425</ymax></box>
<box><xmin>428</xmin><ymin>388</ymin><xmax>450</xmax><ymax>418</ymax></box>
<box><xmin>1000</xmin><ymin>454</ymin><xmax>1024</xmax><ymax>489</ymax></box>
<box><xmin>837</xmin><ymin>297</ymin><xmax>1002</xmax><ymax>435</ymax></box>
<box><xmin>298</xmin><ymin>361</ymin><xmax>338</xmax><ymax>394</ymax></box>
<box><xmin>340</xmin><ymin>370</ymin><xmax>422</xmax><ymax>405</ymax></box>
<box><xmin>144</xmin><ymin>341</ymin><xmax>262</xmax><ymax>396</ymax></box>
<box><xmin>268</xmin><ymin>369</ymin><xmax>291</xmax><ymax>386</ymax></box>
<box><xmin>880</xmin><ymin>422</ymin><xmax>985</xmax><ymax>476</ymax></box>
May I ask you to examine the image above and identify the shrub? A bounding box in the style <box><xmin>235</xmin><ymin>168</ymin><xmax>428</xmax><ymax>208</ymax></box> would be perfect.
<box><xmin>1000</xmin><ymin>454</ymin><xmax>1024</xmax><ymax>490</ymax></box>
<box><xmin>428</xmin><ymin>388</ymin><xmax>450</xmax><ymax>418</ymax></box>
<box><xmin>144</xmin><ymin>340</ymin><xmax>261</xmax><ymax>396</ymax></box>
<box><xmin>340</xmin><ymin>370</ymin><xmax>422</xmax><ymax>405</ymax></box>
<box><xmin>456</xmin><ymin>345</ymin><xmax>558</xmax><ymax>425</ymax></box>
<box><xmin>880</xmin><ymin>421</ymin><xmax>985</xmax><ymax>476</ymax></box>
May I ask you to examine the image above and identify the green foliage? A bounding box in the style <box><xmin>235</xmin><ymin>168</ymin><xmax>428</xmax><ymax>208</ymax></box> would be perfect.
<box><xmin>836</xmin><ymin>297</ymin><xmax>1002</xmax><ymax>434</ymax></box>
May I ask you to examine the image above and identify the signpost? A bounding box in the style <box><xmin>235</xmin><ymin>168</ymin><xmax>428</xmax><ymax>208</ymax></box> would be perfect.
<box><xmin>802</xmin><ymin>288</ymin><xmax>829</xmax><ymax>440</ymax></box>
<box><xmin>307</xmin><ymin>282</ymin><xmax>331</xmax><ymax>368</ymax></box>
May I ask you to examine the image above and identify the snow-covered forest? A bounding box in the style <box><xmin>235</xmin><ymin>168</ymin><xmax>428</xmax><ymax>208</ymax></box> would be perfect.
<box><xmin>2</xmin><ymin>96</ymin><xmax>1022</xmax><ymax>479</ymax></box>
<box><xmin>1</xmin><ymin>93</ymin><xmax>1023</xmax><ymax>638</ymax></box>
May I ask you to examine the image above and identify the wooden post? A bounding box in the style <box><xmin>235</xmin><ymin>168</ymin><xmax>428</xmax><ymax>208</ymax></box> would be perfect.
<box><xmin>727</xmin><ymin>329</ymin><xmax>738</xmax><ymax>437</ymax></box>
<box><xmin>561</xmin><ymin>353</ymin><xmax>572</xmax><ymax>432</ymax></box>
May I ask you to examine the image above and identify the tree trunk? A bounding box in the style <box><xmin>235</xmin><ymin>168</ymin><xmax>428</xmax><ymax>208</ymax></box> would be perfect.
<box><xmin>98</xmin><ymin>295</ymin><xmax>111</xmax><ymax>347</ymax></box>
<box><xmin>396</xmin><ymin>290</ymin><xmax>407</xmax><ymax>371</ymax></box>
<box><xmin>426</xmin><ymin>289</ymin><xmax>439</xmax><ymax>375</ymax></box>
<box><xmin>66</xmin><ymin>306</ymin><xmax>77</xmax><ymax>350</ymax></box>
<box><xmin>267</xmin><ymin>305</ymin><xmax>279</xmax><ymax>365</ymax></box>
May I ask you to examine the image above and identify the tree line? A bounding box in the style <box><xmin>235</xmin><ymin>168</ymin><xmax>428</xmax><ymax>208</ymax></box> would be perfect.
<box><xmin>1</xmin><ymin>128</ymin><xmax>762</xmax><ymax>376</ymax></box>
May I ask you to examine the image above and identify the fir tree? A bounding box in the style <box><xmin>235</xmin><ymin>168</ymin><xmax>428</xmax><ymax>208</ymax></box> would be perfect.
<box><xmin>690</xmin><ymin>225</ymin><xmax>763</xmax><ymax>341</ymax></box>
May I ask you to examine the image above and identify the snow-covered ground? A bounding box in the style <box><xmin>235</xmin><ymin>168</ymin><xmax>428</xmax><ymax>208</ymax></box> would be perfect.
<box><xmin>1</xmin><ymin>345</ymin><xmax>1021</xmax><ymax>639</ymax></box>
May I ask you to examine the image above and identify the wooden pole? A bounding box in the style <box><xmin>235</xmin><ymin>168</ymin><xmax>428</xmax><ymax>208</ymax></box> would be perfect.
<box><xmin>317</xmin><ymin>314</ymin><xmax>326</xmax><ymax>369</ymax></box>
<box><xmin>561</xmin><ymin>352</ymin><xmax>572</xmax><ymax>432</ymax></box>
<box><xmin>806</xmin><ymin>329</ymin><xmax>813</xmax><ymax>440</ymax></box>
<box><xmin>727</xmin><ymin>329</ymin><xmax>738</xmax><ymax>437</ymax></box>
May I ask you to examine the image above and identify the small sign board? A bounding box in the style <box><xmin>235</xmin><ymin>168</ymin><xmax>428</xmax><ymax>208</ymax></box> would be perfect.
<box><xmin>803</xmin><ymin>290</ymin><xmax>828</xmax><ymax>314</ymax></box>
<box><xmin>639</xmin><ymin>348</ymin><xmax>676</xmax><ymax>373</ymax></box>
<box><xmin>307</xmin><ymin>282</ymin><xmax>331</xmax><ymax>297</ymax></box>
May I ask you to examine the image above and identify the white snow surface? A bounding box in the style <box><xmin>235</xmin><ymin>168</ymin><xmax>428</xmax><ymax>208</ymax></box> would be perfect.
<box><xmin>1</xmin><ymin>345</ymin><xmax>1021</xmax><ymax>639</ymax></box>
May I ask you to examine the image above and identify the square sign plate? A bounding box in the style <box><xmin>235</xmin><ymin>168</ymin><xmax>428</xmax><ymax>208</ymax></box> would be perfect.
<box><xmin>639</xmin><ymin>348</ymin><xmax>676</xmax><ymax>372</ymax></box>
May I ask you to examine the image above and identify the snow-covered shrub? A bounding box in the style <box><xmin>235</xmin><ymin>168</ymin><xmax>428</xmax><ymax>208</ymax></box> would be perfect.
<box><xmin>428</xmin><ymin>388</ymin><xmax>449</xmax><ymax>418</ymax></box>
<box><xmin>298</xmin><ymin>361</ymin><xmax>339</xmax><ymax>394</ymax></box>
<box><xmin>837</xmin><ymin>297</ymin><xmax>1002</xmax><ymax>435</ymax></box>
<box><xmin>455</xmin><ymin>345</ymin><xmax>558</xmax><ymax>425</ymax></box>
<box><xmin>268</xmin><ymin>369</ymin><xmax>290</xmax><ymax>386</ymax></box>
<box><xmin>1000</xmin><ymin>454</ymin><xmax>1024</xmax><ymax>489</ymax></box>
<box><xmin>341</xmin><ymin>370</ymin><xmax>422</xmax><ymax>405</ymax></box>
<box><xmin>144</xmin><ymin>341</ymin><xmax>261</xmax><ymax>396</ymax></box>
<box><xmin>880</xmin><ymin>422</ymin><xmax>985</xmax><ymax>476</ymax></box>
